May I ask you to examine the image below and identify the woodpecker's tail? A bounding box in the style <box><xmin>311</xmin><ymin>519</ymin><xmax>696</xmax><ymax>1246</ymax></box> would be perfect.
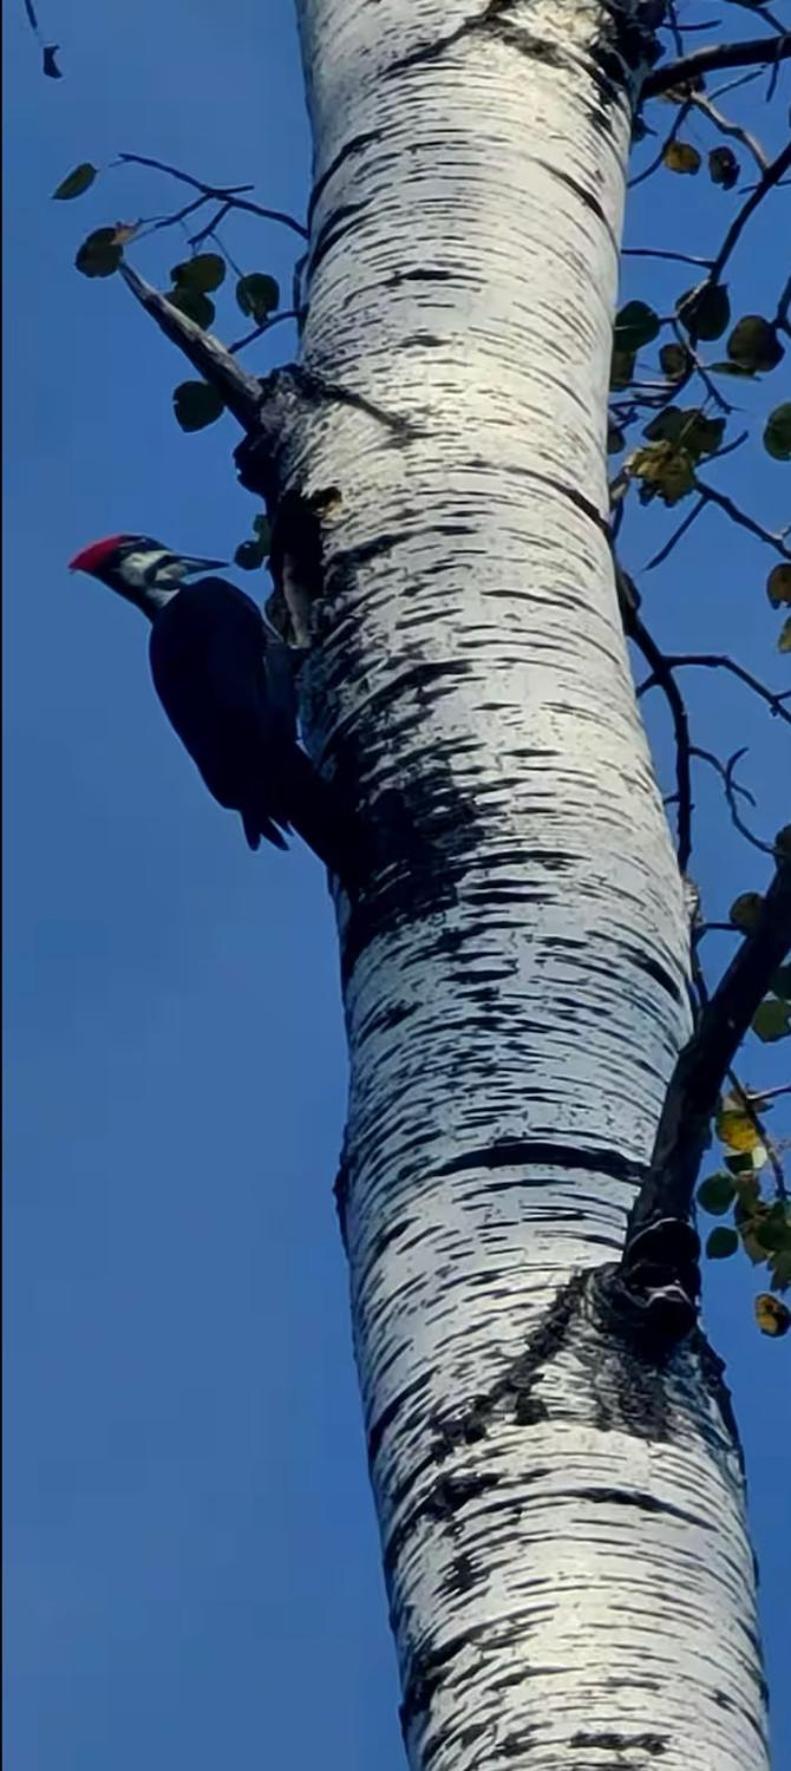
<box><xmin>278</xmin><ymin>743</ymin><xmax>366</xmax><ymax>889</ymax></box>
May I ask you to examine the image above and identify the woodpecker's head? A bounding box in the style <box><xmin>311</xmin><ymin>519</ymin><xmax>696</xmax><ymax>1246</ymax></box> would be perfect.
<box><xmin>69</xmin><ymin>534</ymin><xmax>227</xmax><ymax>617</ymax></box>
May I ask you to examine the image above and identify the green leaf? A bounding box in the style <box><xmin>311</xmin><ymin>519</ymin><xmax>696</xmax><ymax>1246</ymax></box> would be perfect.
<box><xmin>614</xmin><ymin>301</ymin><xmax>661</xmax><ymax>353</ymax></box>
<box><xmin>780</xmin><ymin>617</ymin><xmax>791</xmax><ymax>654</ymax></box>
<box><xmin>752</xmin><ymin>999</ymin><xmax>791</xmax><ymax>1043</ymax></box>
<box><xmin>708</xmin><ymin>147</ymin><xmax>739</xmax><ymax>190</ymax></box>
<box><xmin>697</xmin><ymin>1173</ymin><xmax>736</xmax><ymax>1216</ymax></box>
<box><xmin>769</xmin><ymin>1247</ymin><xmax>791</xmax><ymax>1293</ymax></box>
<box><xmin>763</xmin><ymin>403</ymin><xmax>791</xmax><ymax>462</ymax></box>
<box><xmin>610</xmin><ymin>348</ymin><xmax>636</xmax><ymax>391</ymax></box>
<box><xmin>53</xmin><ymin>162</ymin><xmax>98</xmax><ymax>200</ymax></box>
<box><xmin>677</xmin><ymin>283</ymin><xmax>731</xmax><ymax>342</ymax></box>
<box><xmin>172</xmin><ymin>381</ymin><xmax>225</xmax><ymax>432</ymax></box>
<box><xmin>607</xmin><ymin>420</ymin><xmax>625</xmax><ymax>455</ymax></box>
<box><xmin>234</xmin><ymin>539</ymin><xmax>268</xmax><ymax>571</ymax></box>
<box><xmin>170</xmin><ymin>253</ymin><xmax>226</xmax><ymax>294</ymax></box>
<box><xmin>754</xmin><ymin>1206</ymin><xmax>791</xmax><ymax>1254</ymax></box>
<box><xmin>167</xmin><ymin>287</ymin><xmax>216</xmax><ymax>329</ymax></box>
<box><xmin>659</xmin><ymin>342</ymin><xmax>691</xmax><ymax>382</ymax></box>
<box><xmin>729</xmin><ymin>891</ymin><xmax>763</xmax><ymax>932</ymax></box>
<box><xmin>75</xmin><ymin>226</ymin><xmax>124</xmax><ymax>278</ymax></box>
<box><xmin>236</xmin><ymin>273</ymin><xmax>280</xmax><ymax>322</ymax></box>
<box><xmin>767</xmin><ymin>564</ymin><xmax>791</xmax><ymax>607</ymax></box>
<box><xmin>706</xmin><ymin>1227</ymin><xmax>739</xmax><ymax>1260</ymax></box>
<box><xmin>642</xmin><ymin>406</ymin><xmax>724</xmax><ymax>460</ymax></box>
<box><xmin>663</xmin><ymin>141</ymin><xmax>701</xmax><ymax>175</ymax></box>
<box><xmin>727</xmin><ymin>315</ymin><xmax>784</xmax><ymax>375</ymax></box>
<box><xmin>770</xmin><ymin>963</ymin><xmax>791</xmax><ymax>1001</ymax></box>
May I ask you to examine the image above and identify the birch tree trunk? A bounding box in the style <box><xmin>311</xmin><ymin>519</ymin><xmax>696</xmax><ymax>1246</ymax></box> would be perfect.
<box><xmin>268</xmin><ymin>1</ymin><xmax>770</xmax><ymax>1763</ymax></box>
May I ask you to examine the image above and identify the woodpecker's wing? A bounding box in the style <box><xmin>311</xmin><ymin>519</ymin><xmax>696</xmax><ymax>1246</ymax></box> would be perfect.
<box><xmin>148</xmin><ymin>577</ymin><xmax>295</xmax><ymax>849</ymax></box>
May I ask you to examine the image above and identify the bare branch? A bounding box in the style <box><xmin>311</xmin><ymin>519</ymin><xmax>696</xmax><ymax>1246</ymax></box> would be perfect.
<box><xmin>643</xmin><ymin>32</ymin><xmax>791</xmax><ymax>101</ymax></box>
<box><xmin>644</xmin><ymin>495</ymin><xmax>707</xmax><ymax>571</ymax></box>
<box><xmin>625</xmin><ymin>850</ymin><xmax>791</xmax><ymax>1239</ymax></box>
<box><xmin>694</xmin><ymin>475</ymin><xmax>791</xmax><ymax>559</ymax></box>
<box><xmin>622</xmin><ymin>247</ymin><xmax>714</xmax><ymax>267</ymax></box>
<box><xmin>116</xmin><ymin>152</ymin><xmax>309</xmax><ymax>239</ymax></box>
<box><xmin>639</xmin><ymin>653</ymin><xmax>791</xmax><ymax>723</ymax></box>
<box><xmin>688</xmin><ymin>91</ymin><xmax>769</xmax><ymax>174</ymax></box>
<box><xmin>709</xmin><ymin>137</ymin><xmax>791</xmax><ymax>283</ymax></box>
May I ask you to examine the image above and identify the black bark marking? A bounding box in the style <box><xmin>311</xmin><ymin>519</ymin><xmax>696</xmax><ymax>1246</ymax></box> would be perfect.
<box><xmin>435</xmin><ymin>1141</ymin><xmax>647</xmax><ymax>1188</ymax></box>
<box><xmin>572</xmin><ymin>1730</ymin><xmax>669</xmax><ymax>1758</ymax></box>
<box><xmin>386</xmin><ymin>267</ymin><xmax>457</xmax><ymax>287</ymax></box>
<box><xmin>383</xmin><ymin>1471</ymin><xmax>499</xmax><ymax>1580</ymax></box>
<box><xmin>533</xmin><ymin>159</ymin><xmax>620</xmax><ymax>253</ymax></box>
<box><xmin>468</xmin><ymin>455</ymin><xmax>611</xmax><ymax>537</ymax></box>
<box><xmin>307</xmin><ymin>201</ymin><xmax>369</xmax><ymax>281</ymax></box>
<box><xmin>308</xmin><ymin>130</ymin><xmax>383</xmax><ymax>224</ymax></box>
<box><xmin>561</xmin><ymin>1488</ymin><xmax>711</xmax><ymax>1530</ymax></box>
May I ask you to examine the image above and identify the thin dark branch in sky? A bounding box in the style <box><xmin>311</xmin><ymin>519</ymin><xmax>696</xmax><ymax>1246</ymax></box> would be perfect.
<box><xmin>117</xmin><ymin>153</ymin><xmax>309</xmax><ymax>239</ymax></box>
<box><xmin>694</xmin><ymin>475</ymin><xmax>791</xmax><ymax>559</ymax></box>
<box><xmin>709</xmin><ymin>138</ymin><xmax>791</xmax><ymax>282</ymax></box>
<box><xmin>639</xmin><ymin>655</ymin><xmax>791</xmax><ymax>723</ymax></box>
<box><xmin>20</xmin><ymin>0</ymin><xmax>62</xmax><ymax>76</ymax></box>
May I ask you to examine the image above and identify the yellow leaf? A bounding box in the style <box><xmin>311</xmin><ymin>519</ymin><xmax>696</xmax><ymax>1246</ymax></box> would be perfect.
<box><xmin>767</xmin><ymin>565</ymin><xmax>791</xmax><ymax>608</ymax></box>
<box><xmin>664</xmin><ymin>141</ymin><xmax>702</xmax><ymax>175</ymax></box>
<box><xmin>755</xmin><ymin>1293</ymin><xmax>791</xmax><ymax>1337</ymax></box>
<box><xmin>716</xmin><ymin>1106</ymin><xmax>764</xmax><ymax>1153</ymax></box>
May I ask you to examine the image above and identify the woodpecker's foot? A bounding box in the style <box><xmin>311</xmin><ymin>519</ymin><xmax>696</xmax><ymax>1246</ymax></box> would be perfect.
<box><xmin>617</xmin><ymin>1217</ymin><xmax>701</xmax><ymax>1342</ymax></box>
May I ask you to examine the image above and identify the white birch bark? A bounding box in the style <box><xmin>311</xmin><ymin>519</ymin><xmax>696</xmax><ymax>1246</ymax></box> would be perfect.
<box><xmin>276</xmin><ymin>2</ymin><xmax>769</xmax><ymax>1764</ymax></box>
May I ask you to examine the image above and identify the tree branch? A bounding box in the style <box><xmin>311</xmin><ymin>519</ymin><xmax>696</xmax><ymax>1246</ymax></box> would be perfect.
<box><xmin>643</xmin><ymin>32</ymin><xmax>791</xmax><ymax>101</ymax></box>
<box><xmin>118</xmin><ymin>263</ymin><xmax>263</xmax><ymax>428</ymax></box>
<box><xmin>629</xmin><ymin>851</ymin><xmax>791</xmax><ymax>1238</ymax></box>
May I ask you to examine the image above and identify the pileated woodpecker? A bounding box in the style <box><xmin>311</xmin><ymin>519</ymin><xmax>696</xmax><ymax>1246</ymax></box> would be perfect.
<box><xmin>69</xmin><ymin>533</ymin><xmax>359</xmax><ymax>880</ymax></box>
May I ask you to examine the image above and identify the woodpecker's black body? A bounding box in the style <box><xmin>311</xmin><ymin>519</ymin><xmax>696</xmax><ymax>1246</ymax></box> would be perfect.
<box><xmin>69</xmin><ymin>534</ymin><xmax>359</xmax><ymax>881</ymax></box>
<box><xmin>148</xmin><ymin>576</ymin><xmax>295</xmax><ymax>851</ymax></box>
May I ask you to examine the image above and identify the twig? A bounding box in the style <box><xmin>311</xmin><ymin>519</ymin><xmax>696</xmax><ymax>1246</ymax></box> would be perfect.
<box><xmin>751</xmin><ymin>1083</ymin><xmax>791</xmax><ymax>1107</ymax></box>
<box><xmin>644</xmin><ymin>496</ymin><xmax>706</xmax><ymax>571</ymax></box>
<box><xmin>690</xmin><ymin>745</ymin><xmax>756</xmax><ymax>808</ymax></box>
<box><xmin>688</xmin><ymin>91</ymin><xmax>769</xmax><ymax>174</ymax></box>
<box><xmin>622</xmin><ymin>247</ymin><xmax>714</xmax><ymax>267</ymax></box>
<box><xmin>188</xmin><ymin>202</ymin><xmax>233</xmax><ymax>247</ymax></box>
<box><xmin>639</xmin><ymin>654</ymin><xmax>791</xmax><ymax>722</ymax></box>
<box><xmin>643</xmin><ymin>33</ymin><xmax>791</xmax><ymax>101</ymax></box>
<box><xmin>629</xmin><ymin>101</ymin><xmax>691</xmax><ymax>188</ymax></box>
<box><xmin>694</xmin><ymin>476</ymin><xmax>791</xmax><ymax>559</ymax></box>
<box><xmin>709</xmin><ymin>138</ymin><xmax>791</xmax><ymax>283</ymax></box>
<box><xmin>720</xmin><ymin>748</ymin><xmax>777</xmax><ymax>855</ymax></box>
<box><xmin>616</xmin><ymin>565</ymin><xmax>693</xmax><ymax>871</ymax></box>
<box><xmin>229</xmin><ymin>309</ymin><xmax>299</xmax><ymax>355</ymax></box>
<box><xmin>625</xmin><ymin>851</ymin><xmax>791</xmax><ymax>1237</ymax></box>
<box><xmin>116</xmin><ymin>152</ymin><xmax>309</xmax><ymax>239</ymax></box>
<box><xmin>775</xmin><ymin>273</ymin><xmax>791</xmax><ymax>338</ymax></box>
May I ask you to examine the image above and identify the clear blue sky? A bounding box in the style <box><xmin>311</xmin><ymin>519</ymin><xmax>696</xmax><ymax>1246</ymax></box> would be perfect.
<box><xmin>4</xmin><ymin>4</ymin><xmax>789</xmax><ymax>1768</ymax></box>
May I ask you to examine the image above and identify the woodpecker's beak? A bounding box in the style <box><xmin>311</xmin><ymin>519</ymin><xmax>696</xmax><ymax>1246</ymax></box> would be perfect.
<box><xmin>176</xmin><ymin>554</ymin><xmax>228</xmax><ymax>578</ymax></box>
